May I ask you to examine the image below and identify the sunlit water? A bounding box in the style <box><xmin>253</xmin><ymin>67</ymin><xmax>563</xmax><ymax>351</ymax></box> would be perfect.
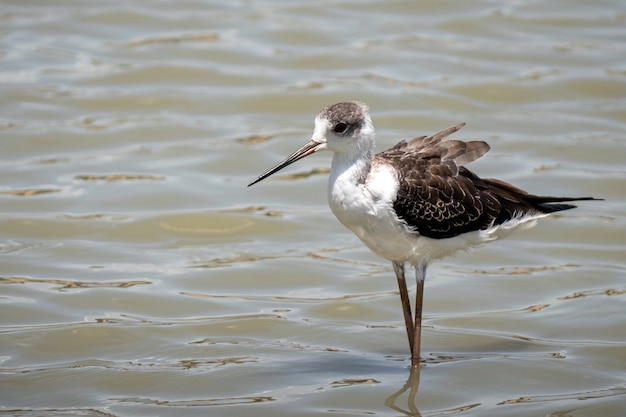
<box><xmin>1</xmin><ymin>1</ymin><xmax>625</xmax><ymax>416</ymax></box>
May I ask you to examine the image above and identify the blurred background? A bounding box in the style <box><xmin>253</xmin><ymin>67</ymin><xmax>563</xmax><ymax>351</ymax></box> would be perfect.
<box><xmin>1</xmin><ymin>1</ymin><xmax>624</xmax><ymax>416</ymax></box>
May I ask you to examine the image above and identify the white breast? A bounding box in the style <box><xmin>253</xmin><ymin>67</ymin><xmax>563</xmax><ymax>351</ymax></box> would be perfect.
<box><xmin>328</xmin><ymin>161</ymin><xmax>418</xmax><ymax>262</ymax></box>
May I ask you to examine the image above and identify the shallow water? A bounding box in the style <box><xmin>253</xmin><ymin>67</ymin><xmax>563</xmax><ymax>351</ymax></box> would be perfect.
<box><xmin>1</xmin><ymin>1</ymin><xmax>625</xmax><ymax>416</ymax></box>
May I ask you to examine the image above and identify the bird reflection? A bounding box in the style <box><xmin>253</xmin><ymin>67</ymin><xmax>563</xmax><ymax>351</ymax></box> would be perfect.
<box><xmin>385</xmin><ymin>366</ymin><xmax>422</xmax><ymax>416</ymax></box>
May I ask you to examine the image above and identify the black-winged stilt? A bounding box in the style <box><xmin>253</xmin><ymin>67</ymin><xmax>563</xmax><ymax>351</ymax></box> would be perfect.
<box><xmin>248</xmin><ymin>101</ymin><xmax>599</xmax><ymax>368</ymax></box>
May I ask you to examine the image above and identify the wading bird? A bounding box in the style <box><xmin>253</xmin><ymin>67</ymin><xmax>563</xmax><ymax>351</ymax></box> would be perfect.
<box><xmin>248</xmin><ymin>101</ymin><xmax>598</xmax><ymax>368</ymax></box>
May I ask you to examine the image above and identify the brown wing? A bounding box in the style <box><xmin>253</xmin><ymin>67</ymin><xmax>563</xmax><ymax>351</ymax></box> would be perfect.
<box><xmin>381</xmin><ymin>161</ymin><xmax>503</xmax><ymax>239</ymax></box>
<box><xmin>377</xmin><ymin>124</ymin><xmax>500</xmax><ymax>238</ymax></box>
<box><xmin>381</xmin><ymin>122</ymin><xmax>592</xmax><ymax>240</ymax></box>
<box><xmin>377</xmin><ymin>125</ymin><xmax>597</xmax><ymax>239</ymax></box>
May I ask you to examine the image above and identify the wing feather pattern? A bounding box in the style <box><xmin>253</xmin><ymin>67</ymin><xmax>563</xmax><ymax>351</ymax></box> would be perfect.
<box><xmin>375</xmin><ymin>124</ymin><xmax>596</xmax><ymax>239</ymax></box>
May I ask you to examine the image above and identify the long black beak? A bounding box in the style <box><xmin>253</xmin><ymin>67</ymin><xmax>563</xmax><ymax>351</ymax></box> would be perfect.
<box><xmin>248</xmin><ymin>140</ymin><xmax>323</xmax><ymax>186</ymax></box>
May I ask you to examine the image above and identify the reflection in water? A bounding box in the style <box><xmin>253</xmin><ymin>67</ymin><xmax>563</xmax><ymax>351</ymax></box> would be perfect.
<box><xmin>385</xmin><ymin>367</ymin><xmax>485</xmax><ymax>416</ymax></box>
<box><xmin>385</xmin><ymin>367</ymin><xmax>422</xmax><ymax>417</ymax></box>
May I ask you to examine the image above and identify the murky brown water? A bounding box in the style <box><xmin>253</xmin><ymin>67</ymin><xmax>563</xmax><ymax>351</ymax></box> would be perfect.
<box><xmin>1</xmin><ymin>1</ymin><xmax>625</xmax><ymax>416</ymax></box>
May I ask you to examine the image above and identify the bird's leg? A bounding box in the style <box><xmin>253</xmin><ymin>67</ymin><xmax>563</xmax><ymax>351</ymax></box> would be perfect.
<box><xmin>392</xmin><ymin>261</ymin><xmax>415</xmax><ymax>355</ymax></box>
<box><xmin>411</xmin><ymin>263</ymin><xmax>427</xmax><ymax>368</ymax></box>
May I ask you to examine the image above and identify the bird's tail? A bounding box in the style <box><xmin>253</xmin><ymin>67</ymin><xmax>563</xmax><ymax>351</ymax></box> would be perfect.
<box><xmin>528</xmin><ymin>196</ymin><xmax>601</xmax><ymax>214</ymax></box>
<box><xmin>480</xmin><ymin>176</ymin><xmax>603</xmax><ymax>216</ymax></box>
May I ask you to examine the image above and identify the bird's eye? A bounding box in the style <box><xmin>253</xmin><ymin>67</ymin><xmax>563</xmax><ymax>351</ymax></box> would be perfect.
<box><xmin>333</xmin><ymin>122</ymin><xmax>348</xmax><ymax>134</ymax></box>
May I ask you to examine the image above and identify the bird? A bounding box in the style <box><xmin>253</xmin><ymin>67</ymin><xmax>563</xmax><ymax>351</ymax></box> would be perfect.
<box><xmin>248</xmin><ymin>101</ymin><xmax>599</xmax><ymax>368</ymax></box>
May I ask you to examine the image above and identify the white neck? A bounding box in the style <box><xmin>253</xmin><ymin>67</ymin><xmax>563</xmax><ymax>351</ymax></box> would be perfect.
<box><xmin>330</xmin><ymin>147</ymin><xmax>373</xmax><ymax>186</ymax></box>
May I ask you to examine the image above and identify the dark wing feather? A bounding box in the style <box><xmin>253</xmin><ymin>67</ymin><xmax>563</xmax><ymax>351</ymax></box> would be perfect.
<box><xmin>376</xmin><ymin>124</ymin><xmax>597</xmax><ymax>239</ymax></box>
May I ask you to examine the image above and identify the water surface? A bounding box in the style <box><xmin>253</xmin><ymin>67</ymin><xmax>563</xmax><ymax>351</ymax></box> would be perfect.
<box><xmin>1</xmin><ymin>1</ymin><xmax>625</xmax><ymax>416</ymax></box>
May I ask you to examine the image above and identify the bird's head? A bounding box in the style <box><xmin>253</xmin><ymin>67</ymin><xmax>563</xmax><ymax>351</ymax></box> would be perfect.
<box><xmin>248</xmin><ymin>101</ymin><xmax>375</xmax><ymax>186</ymax></box>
